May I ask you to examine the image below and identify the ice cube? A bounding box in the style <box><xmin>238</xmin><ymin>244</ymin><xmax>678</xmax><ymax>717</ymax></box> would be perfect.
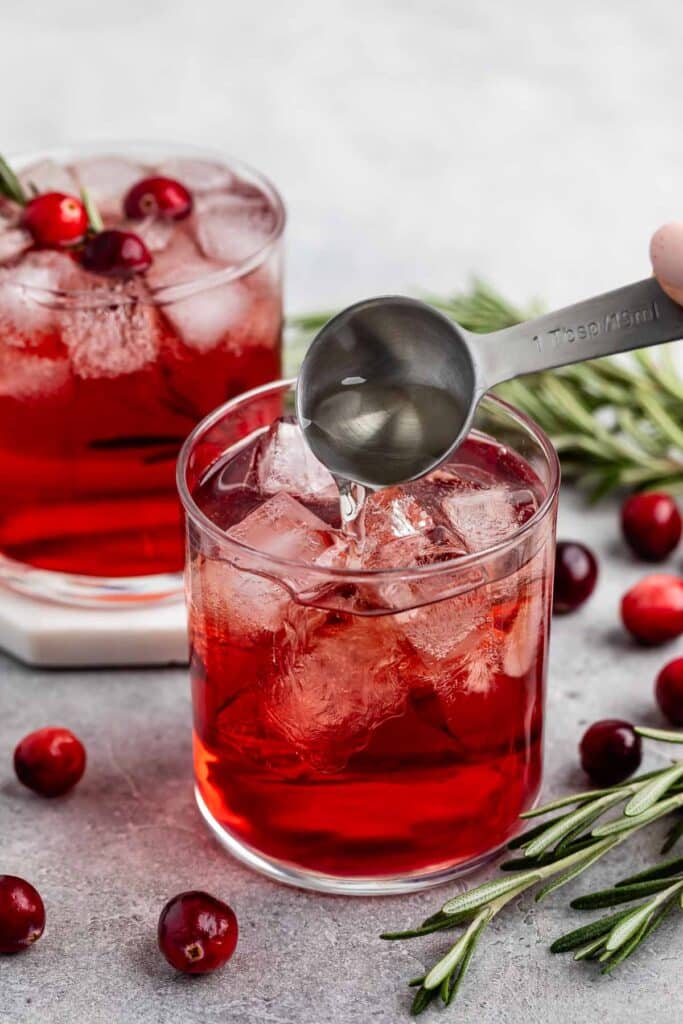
<box><xmin>0</xmin><ymin>346</ymin><xmax>70</xmax><ymax>398</ymax></box>
<box><xmin>165</xmin><ymin>279</ymin><xmax>250</xmax><ymax>352</ymax></box>
<box><xmin>147</xmin><ymin>232</ymin><xmax>249</xmax><ymax>352</ymax></box>
<box><xmin>191</xmin><ymin>494</ymin><xmax>341</xmax><ymax>647</ymax></box>
<box><xmin>360</xmin><ymin>489</ymin><xmax>466</xmax><ymax>569</ymax></box>
<box><xmin>364</xmin><ymin>489</ymin><xmax>434</xmax><ymax>539</ymax></box>
<box><xmin>234</xmin><ymin>286</ymin><xmax>282</xmax><ymax>351</ymax></box>
<box><xmin>122</xmin><ymin>215</ymin><xmax>174</xmax><ymax>253</ymax></box>
<box><xmin>358</xmin><ymin>491</ymin><xmax>432</xmax><ymax>573</ymax></box>
<box><xmin>501</xmin><ymin>586</ymin><xmax>546</xmax><ymax>678</ymax></box>
<box><xmin>71</xmin><ymin>156</ymin><xmax>145</xmax><ymax>218</ymax></box>
<box><xmin>195</xmin><ymin>484</ymin><xmax>263</xmax><ymax>534</ymax></box>
<box><xmin>253</xmin><ymin>420</ymin><xmax>338</xmax><ymax>503</ymax></box>
<box><xmin>0</xmin><ymin>194</ymin><xmax>32</xmax><ymax>263</ymax></box>
<box><xmin>429</xmin><ymin>604</ymin><xmax>543</xmax><ymax>756</ymax></box>
<box><xmin>0</xmin><ymin>227</ymin><xmax>32</xmax><ymax>265</ymax></box>
<box><xmin>433</xmin><ymin>647</ymin><xmax>512</xmax><ymax>753</ymax></box>
<box><xmin>400</xmin><ymin>548</ymin><xmax>550</xmax><ymax>754</ymax></box>
<box><xmin>194</xmin><ymin>192</ymin><xmax>277</xmax><ymax>265</ymax></box>
<box><xmin>401</xmin><ymin>464</ymin><xmax>489</xmax><ymax>536</ymax></box>
<box><xmin>495</xmin><ymin>543</ymin><xmax>553</xmax><ymax>678</ymax></box>
<box><xmin>156</xmin><ymin>158</ymin><xmax>234</xmax><ymax>194</ymax></box>
<box><xmin>189</xmin><ymin>553</ymin><xmax>287</xmax><ymax>647</ymax></box>
<box><xmin>0</xmin><ymin>250</ymin><xmax>66</xmax><ymax>339</ymax></box>
<box><xmin>0</xmin><ymin>252</ymin><xmax>71</xmax><ymax>397</ymax></box>
<box><xmin>0</xmin><ymin>197</ymin><xmax>21</xmax><ymax>227</ymax></box>
<box><xmin>402</xmin><ymin>542</ymin><xmax>550</xmax><ymax>683</ymax></box>
<box><xmin>394</xmin><ymin>588</ymin><xmax>491</xmax><ymax>669</ymax></box>
<box><xmin>269</xmin><ymin>609</ymin><xmax>407</xmax><ymax>771</ymax></box>
<box><xmin>441</xmin><ymin>486</ymin><xmax>537</xmax><ymax>552</ymax></box>
<box><xmin>396</xmin><ymin>585</ymin><xmax>507</xmax><ymax>751</ymax></box>
<box><xmin>59</xmin><ymin>274</ymin><xmax>162</xmax><ymax>379</ymax></box>
<box><xmin>228</xmin><ymin>491</ymin><xmax>339</xmax><ymax>564</ymax></box>
<box><xmin>145</xmin><ymin>230</ymin><xmax>207</xmax><ymax>287</ymax></box>
<box><xmin>19</xmin><ymin>159</ymin><xmax>78</xmax><ymax>197</ymax></box>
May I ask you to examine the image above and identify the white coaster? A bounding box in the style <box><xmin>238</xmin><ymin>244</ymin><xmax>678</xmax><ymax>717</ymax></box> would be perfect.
<box><xmin>0</xmin><ymin>586</ymin><xmax>189</xmax><ymax>667</ymax></box>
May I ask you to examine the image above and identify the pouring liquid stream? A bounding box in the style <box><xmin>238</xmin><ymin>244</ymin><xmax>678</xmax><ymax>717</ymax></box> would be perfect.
<box><xmin>334</xmin><ymin>477</ymin><xmax>368</xmax><ymax>546</ymax></box>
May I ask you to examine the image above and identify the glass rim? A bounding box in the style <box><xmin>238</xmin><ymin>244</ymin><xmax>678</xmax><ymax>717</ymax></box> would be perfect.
<box><xmin>5</xmin><ymin>140</ymin><xmax>286</xmax><ymax>308</ymax></box>
<box><xmin>177</xmin><ymin>378</ymin><xmax>561</xmax><ymax>582</ymax></box>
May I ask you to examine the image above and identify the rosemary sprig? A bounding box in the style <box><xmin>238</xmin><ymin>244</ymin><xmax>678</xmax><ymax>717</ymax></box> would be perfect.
<box><xmin>0</xmin><ymin>154</ymin><xmax>27</xmax><ymax>205</ymax></box>
<box><xmin>382</xmin><ymin>732</ymin><xmax>683</xmax><ymax>1015</ymax></box>
<box><xmin>287</xmin><ymin>279</ymin><xmax>683</xmax><ymax>499</ymax></box>
<box><xmin>551</xmin><ymin>859</ymin><xmax>683</xmax><ymax>974</ymax></box>
<box><xmin>80</xmin><ymin>187</ymin><xmax>104</xmax><ymax>234</ymax></box>
<box><xmin>635</xmin><ymin>725</ymin><xmax>683</xmax><ymax>744</ymax></box>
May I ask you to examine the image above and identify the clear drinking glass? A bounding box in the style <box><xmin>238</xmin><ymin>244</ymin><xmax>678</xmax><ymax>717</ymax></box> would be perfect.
<box><xmin>178</xmin><ymin>380</ymin><xmax>560</xmax><ymax>894</ymax></box>
<box><xmin>0</xmin><ymin>142</ymin><xmax>285</xmax><ymax>604</ymax></box>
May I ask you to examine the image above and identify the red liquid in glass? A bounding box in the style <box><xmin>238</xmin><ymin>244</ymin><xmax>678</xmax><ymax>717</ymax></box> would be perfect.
<box><xmin>0</xmin><ymin>155</ymin><xmax>282</xmax><ymax>577</ymax></box>
<box><xmin>189</xmin><ymin>422</ymin><xmax>554</xmax><ymax>879</ymax></box>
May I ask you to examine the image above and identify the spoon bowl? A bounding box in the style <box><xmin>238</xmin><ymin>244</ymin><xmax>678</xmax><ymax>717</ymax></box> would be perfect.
<box><xmin>296</xmin><ymin>297</ymin><xmax>478</xmax><ymax>487</ymax></box>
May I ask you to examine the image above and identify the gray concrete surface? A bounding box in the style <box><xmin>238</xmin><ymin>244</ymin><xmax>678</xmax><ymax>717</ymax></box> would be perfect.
<box><xmin>1</xmin><ymin>489</ymin><xmax>682</xmax><ymax>1024</ymax></box>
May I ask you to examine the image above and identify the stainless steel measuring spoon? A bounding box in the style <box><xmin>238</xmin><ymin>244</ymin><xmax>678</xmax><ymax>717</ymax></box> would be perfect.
<box><xmin>296</xmin><ymin>277</ymin><xmax>683</xmax><ymax>489</ymax></box>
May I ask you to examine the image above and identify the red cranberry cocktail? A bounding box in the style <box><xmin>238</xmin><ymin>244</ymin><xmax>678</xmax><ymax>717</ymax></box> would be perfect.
<box><xmin>0</xmin><ymin>144</ymin><xmax>284</xmax><ymax>603</ymax></box>
<box><xmin>179</xmin><ymin>381</ymin><xmax>560</xmax><ymax>893</ymax></box>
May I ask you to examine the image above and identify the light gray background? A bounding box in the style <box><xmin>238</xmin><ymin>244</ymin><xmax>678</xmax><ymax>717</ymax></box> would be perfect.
<box><xmin>3</xmin><ymin>0</ymin><xmax>683</xmax><ymax>312</ymax></box>
<box><xmin>2</xmin><ymin>3</ymin><xmax>683</xmax><ymax>1022</ymax></box>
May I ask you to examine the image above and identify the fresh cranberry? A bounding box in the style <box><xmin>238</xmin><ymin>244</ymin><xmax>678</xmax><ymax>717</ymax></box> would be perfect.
<box><xmin>23</xmin><ymin>192</ymin><xmax>87</xmax><ymax>248</ymax></box>
<box><xmin>0</xmin><ymin>876</ymin><xmax>45</xmax><ymax>954</ymax></box>
<box><xmin>158</xmin><ymin>891</ymin><xmax>238</xmax><ymax>975</ymax></box>
<box><xmin>621</xmin><ymin>574</ymin><xmax>683</xmax><ymax>645</ymax></box>
<box><xmin>14</xmin><ymin>727</ymin><xmax>86</xmax><ymax>797</ymax></box>
<box><xmin>580</xmin><ymin>719</ymin><xmax>642</xmax><ymax>785</ymax></box>
<box><xmin>124</xmin><ymin>176</ymin><xmax>192</xmax><ymax>221</ymax></box>
<box><xmin>553</xmin><ymin>541</ymin><xmax>598</xmax><ymax>614</ymax></box>
<box><xmin>621</xmin><ymin>492</ymin><xmax>682</xmax><ymax>562</ymax></box>
<box><xmin>655</xmin><ymin>657</ymin><xmax>683</xmax><ymax>725</ymax></box>
<box><xmin>81</xmin><ymin>229</ymin><xmax>151</xmax><ymax>277</ymax></box>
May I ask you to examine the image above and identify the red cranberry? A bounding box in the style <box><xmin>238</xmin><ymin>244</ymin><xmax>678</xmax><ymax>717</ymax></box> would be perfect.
<box><xmin>621</xmin><ymin>573</ymin><xmax>683</xmax><ymax>645</ymax></box>
<box><xmin>14</xmin><ymin>727</ymin><xmax>86</xmax><ymax>797</ymax></box>
<box><xmin>124</xmin><ymin>176</ymin><xmax>193</xmax><ymax>221</ymax></box>
<box><xmin>621</xmin><ymin>492</ymin><xmax>682</xmax><ymax>562</ymax></box>
<box><xmin>158</xmin><ymin>891</ymin><xmax>238</xmax><ymax>975</ymax></box>
<box><xmin>655</xmin><ymin>657</ymin><xmax>683</xmax><ymax>725</ymax></box>
<box><xmin>23</xmin><ymin>192</ymin><xmax>88</xmax><ymax>248</ymax></box>
<box><xmin>0</xmin><ymin>876</ymin><xmax>45</xmax><ymax>954</ymax></box>
<box><xmin>580</xmin><ymin>719</ymin><xmax>642</xmax><ymax>786</ymax></box>
<box><xmin>81</xmin><ymin>229</ymin><xmax>151</xmax><ymax>277</ymax></box>
<box><xmin>553</xmin><ymin>541</ymin><xmax>598</xmax><ymax>614</ymax></box>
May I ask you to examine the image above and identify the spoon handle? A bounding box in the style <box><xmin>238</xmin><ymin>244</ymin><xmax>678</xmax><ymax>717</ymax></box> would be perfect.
<box><xmin>474</xmin><ymin>277</ymin><xmax>683</xmax><ymax>388</ymax></box>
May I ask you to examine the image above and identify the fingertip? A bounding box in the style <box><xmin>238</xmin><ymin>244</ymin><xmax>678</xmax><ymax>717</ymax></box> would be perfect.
<box><xmin>659</xmin><ymin>280</ymin><xmax>683</xmax><ymax>306</ymax></box>
<box><xmin>650</xmin><ymin>221</ymin><xmax>683</xmax><ymax>294</ymax></box>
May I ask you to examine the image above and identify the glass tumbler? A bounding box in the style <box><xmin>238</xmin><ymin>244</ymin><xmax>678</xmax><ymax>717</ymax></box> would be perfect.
<box><xmin>178</xmin><ymin>380</ymin><xmax>560</xmax><ymax>894</ymax></box>
<box><xmin>0</xmin><ymin>142</ymin><xmax>284</xmax><ymax>604</ymax></box>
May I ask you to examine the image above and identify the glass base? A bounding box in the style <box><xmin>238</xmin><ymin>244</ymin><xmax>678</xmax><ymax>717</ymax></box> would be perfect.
<box><xmin>0</xmin><ymin>553</ymin><xmax>184</xmax><ymax>608</ymax></box>
<box><xmin>195</xmin><ymin>786</ymin><xmax>507</xmax><ymax>896</ymax></box>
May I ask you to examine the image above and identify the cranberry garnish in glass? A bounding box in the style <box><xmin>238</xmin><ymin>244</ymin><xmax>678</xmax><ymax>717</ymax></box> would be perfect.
<box><xmin>0</xmin><ymin>144</ymin><xmax>284</xmax><ymax>603</ymax></box>
<box><xmin>178</xmin><ymin>381</ymin><xmax>559</xmax><ymax>893</ymax></box>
